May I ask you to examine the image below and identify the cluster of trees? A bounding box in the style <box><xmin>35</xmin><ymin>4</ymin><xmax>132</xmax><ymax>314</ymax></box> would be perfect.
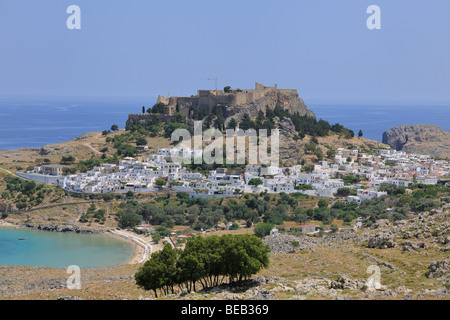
<box><xmin>79</xmin><ymin>203</ymin><xmax>106</xmax><ymax>224</ymax></box>
<box><xmin>264</xmin><ymin>106</ymin><xmax>354</xmax><ymax>138</ymax></box>
<box><xmin>332</xmin><ymin>183</ymin><xmax>447</xmax><ymax>226</ymax></box>
<box><xmin>117</xmin><ymin>197</ymin><xmax>224</xmax><ymax>230</ymax></box>
<box><xmin>106</xmin><ymin>132</ymin><xmax>142</xmax><ymax>157</ymax></box>
<box><xmin>116</xmin><ymin>191</ymin><xmax>312</xmax><ymax>232</ymax></box>
<box><xmin>60</xmin><ymin>155</ymin><xmax>121</xmax><ymax>175</ymax></box>
<box><xmin>343</xmin><ymin>175</ymin><xmax>360</xmax><ymax>185</ymax></box>
<box><xmin>1</xmin><ymin>176</ymin><xmax>63</xmax><ymax>210</ymax></box>
<box><xmin>304</xmin><ymin>142</ymin><xmax>324</xmax><ymax>161</ymax></box>
<box><xmin>147</xmin><ymin>102</ymin><xmax>356</xmax><ymax>140</ymax></box>
<box><xmin>134</xmin><ymin>234</ymin><xmax>271</xmax><ymax>297</ymax></box>
<box><xmin>125</xmin><ymin>103</ymin><xmax>189</xmax><ymax>137</ymax></box>
<box><xmin>115</xmin><ymin>183</ymin><xmax>448</xmax><ymax>235</ymax></box>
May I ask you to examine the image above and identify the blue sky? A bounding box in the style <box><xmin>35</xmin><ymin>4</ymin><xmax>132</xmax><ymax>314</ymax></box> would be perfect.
<box><xmin>0</xmin><ymin>0</ymin><xmax>449</xmax><ymax>105</ymax></box>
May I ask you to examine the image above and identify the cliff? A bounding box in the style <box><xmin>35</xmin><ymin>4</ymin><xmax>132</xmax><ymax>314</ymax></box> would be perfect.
<box><xmin>146</xmin><ymin>83</ymin><xmax>316</xmax><ymax>128</ymax></box>
<box><xmin>382</xmin><ymin>124</ymin><xmax>450</xmax><ymax>159</ymax></box>
<box><xmin>224</xmin><ymin>88</ymin><xmax>315</xmax><ymax>125</ymax></box>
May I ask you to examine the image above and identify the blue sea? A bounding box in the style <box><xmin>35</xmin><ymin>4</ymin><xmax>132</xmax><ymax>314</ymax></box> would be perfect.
<box><xmin>0</xmin><ymin>226</ymin><xmax>134</xmax><ymax>268</ymax></box>
<box><xmin>0</xmin><ymin>97</ymin><xmax>449</xmax><ymax>150</ymax></box>
<box><xmin>311</xmin><ymin>104</ymin><xmax>450</xmax><ymax>141</ymax></box>
<box><xmin>0</xmin><ymin>96</ymin><xmax>155</xmax><ymax>150</ymax></box>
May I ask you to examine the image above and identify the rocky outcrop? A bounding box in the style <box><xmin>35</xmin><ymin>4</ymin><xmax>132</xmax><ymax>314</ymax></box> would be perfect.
<box><xmin>24</xmin><ymin>224</ymin><xmax>101</xmax><ymax>234</ymax></box>
<box><xmin>278</xmin><ymin>117</ymin><xmax>297</xmax><ymax>139</ymax></box>
<box><xmin>0</xmin><ymin>201</ymin><xmax>18</xmax><ymax>213</ymax></box>
<box><xmin>382</xmin><ymin>124</ymin><xmax>450</xmax><ymax>159</ymax></box>
<box><xmin>371</xmin><ymin>219</ymin><xmax>391</xmax><ymax>229</ymax></box>
<box><xmin>330</xmin><ymin>276</ymin><xmax>367</xmax><ymax>291</ymax></box>
<box><xmin>225</xmin><ymin>89</ymin><xmax>315</xmax><ymax>126</ymax></box>
<box><xmin>401</xmin><ymin>241</ymin><xmax>427</xmax><ymax>251</ymax></box>
<box><xmin>426</xmin><ymin>260</ymin><xmax>449</xmax><ymax>278</ymax></box>
<box><xmin>56</xmin><ymin>296</ymin><xmax>84</xmax><ymax>300</ymax></box>
<box><xmin>367</xmin><ymin>231</ymin><xmax>397</xmax><ymax>249</ymax></box>
<box><xmin>263</xmin><ymin>234</ymin><xmax>320</xmax><ymax>254</ymax></box>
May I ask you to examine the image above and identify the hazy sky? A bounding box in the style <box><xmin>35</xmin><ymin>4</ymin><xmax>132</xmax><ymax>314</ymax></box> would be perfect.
<box><xmin>0</xmin><ymin>0</ymin><xmax>449</xmax><ymax>105</ymax></box>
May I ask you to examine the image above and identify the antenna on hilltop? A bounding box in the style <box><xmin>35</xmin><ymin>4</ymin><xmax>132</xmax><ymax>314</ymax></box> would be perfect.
<box><xmin>201</xmin><ymin>77</ymin><xmax>218</xmax><ymax>90</ymax></box>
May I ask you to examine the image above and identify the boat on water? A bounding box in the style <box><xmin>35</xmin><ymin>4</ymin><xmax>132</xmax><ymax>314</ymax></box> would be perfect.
<box><xmin>19</xmin><ymin>237</ymin><xmax>27</xmax><ymax>240</ymax></box>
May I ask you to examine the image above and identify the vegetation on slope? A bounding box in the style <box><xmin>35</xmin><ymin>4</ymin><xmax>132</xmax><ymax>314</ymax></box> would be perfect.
<box><xmin>135</xmin><ymin>234</ymin><xmax>270</xmax><ymax>297</ymax></box>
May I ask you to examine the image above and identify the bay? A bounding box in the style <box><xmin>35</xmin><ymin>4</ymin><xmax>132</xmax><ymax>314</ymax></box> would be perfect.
<box><xmin>0</xmin><ymin>226</ymin><xmax>134</xmax><ymax>268</ymax></box>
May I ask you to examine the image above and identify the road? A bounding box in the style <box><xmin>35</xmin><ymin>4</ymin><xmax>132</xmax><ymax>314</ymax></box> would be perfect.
<box><xmin>0</xmin><ymin>167</ymin><xmax>25</xmax><ymax>180</ymax></box>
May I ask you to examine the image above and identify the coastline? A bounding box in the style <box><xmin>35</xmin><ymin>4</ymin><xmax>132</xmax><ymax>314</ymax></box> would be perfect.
<box><xmin>0</xmin><ymin>220</ymin><xmax>18</xmax><ymax>228</ymax></box>
<box><xmin>0</xmin><ymin>221</ymin><xmax>144</xmax><ymax>267</ymax></box>
<box><xmin>107</xmin><ymin>229</ymin><xmax>155</xmax><ymax>265</ymax></box>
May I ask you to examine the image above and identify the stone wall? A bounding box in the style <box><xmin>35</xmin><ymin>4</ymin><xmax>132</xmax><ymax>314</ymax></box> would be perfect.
<box><xmin>127</xmin><ymin>82</ymin><xmax>315</xmax><ymax>131</ymax></box>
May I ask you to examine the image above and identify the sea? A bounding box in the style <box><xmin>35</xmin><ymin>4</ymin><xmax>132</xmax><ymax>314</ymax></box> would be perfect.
<box><xmin>312</xmin><ymin>104</ymin><xmax>450</xmax><ymax>142</ymax></box>
<box><xmin>0</xmin><ymin>97</ymin><xmax>449</xmax><ymax>268</ymax></box>
<box><xmin>0</xmin><ymin>226</ymin><xmax>134</xmax><ymax>268</ymax></box>
<box><xmin>0</xmin><ymin>96</ymin><xmax>154</xmax><ymax>151</ymax></box>
<box><xmin>0</xmin><ymin>97</ymin><xmax>449</xmax><ymax>150</ymax></box>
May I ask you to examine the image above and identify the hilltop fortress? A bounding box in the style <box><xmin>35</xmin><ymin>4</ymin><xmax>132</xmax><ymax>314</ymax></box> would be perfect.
<box><xmin>126</xmin><ymin>82</ymin><xmax>315</xmax><ymax>130</ymax></box>
<box><xmin>157</xmin><ymin>82</ymin><xmax>290</xmax><ymax>115</ymax></box>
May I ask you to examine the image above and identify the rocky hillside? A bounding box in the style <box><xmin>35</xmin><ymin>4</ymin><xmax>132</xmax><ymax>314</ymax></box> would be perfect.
<box><xmin>2</xmin><ymin>204</ymin><xmax>449</xmax><ymax>300</ymax></box>
<box><xmin>382</xmin><ymin>124</ymin><xmax>450</xmax><ymax>159</ymax></box>
<box><xmin>224</xmin><ymin>89</ymin><xmax>315</xmax><ymax>125</ymax></box>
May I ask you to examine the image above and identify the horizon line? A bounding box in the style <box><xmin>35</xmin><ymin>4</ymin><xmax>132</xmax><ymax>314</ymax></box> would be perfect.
<box><xmin>0</xmin><ymin>93</ymin><xmax>449</xmax><ymax>108</ymax></box>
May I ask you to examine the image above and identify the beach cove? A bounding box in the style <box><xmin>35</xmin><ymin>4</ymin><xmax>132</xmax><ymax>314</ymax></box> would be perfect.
<box><xmin>0</xmin><ymin>223</ymin><xmax>137</xmax><ymax>268</ymax></box>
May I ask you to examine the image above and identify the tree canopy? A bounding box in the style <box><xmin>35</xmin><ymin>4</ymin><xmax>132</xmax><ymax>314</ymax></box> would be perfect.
<box><xmin>135</xmin><ymin>234</ymin><xmax>270</xmax><ymax>297</ymax></box>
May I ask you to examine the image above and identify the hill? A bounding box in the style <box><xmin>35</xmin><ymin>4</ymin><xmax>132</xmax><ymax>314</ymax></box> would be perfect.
<box><xmin>382</xmin><ymin>124</ymin><xmax>450</xmax><ymax>159</ymax></box>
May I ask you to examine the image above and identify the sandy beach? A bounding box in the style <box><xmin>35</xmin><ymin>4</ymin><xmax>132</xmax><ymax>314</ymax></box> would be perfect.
<box><xmin>107</xmin><ymin>229</ymin><xmax>160</xmax><ymax>265</ymax></box>
<box><xmin>0</xmin><ymin>220</ymin><xmax>17</xmax><ymax>227</ymax></box>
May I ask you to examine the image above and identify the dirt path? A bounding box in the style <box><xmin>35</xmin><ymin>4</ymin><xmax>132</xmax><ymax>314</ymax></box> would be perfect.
<box><xmin>0</xmin><ymin>167</ymin><xmax>25</xmax><ymax>180</ymax></box>
<box><xmin>83</xmin><ymin>143</ymin><xmax>102</xmax><ymax>154</ymax></box>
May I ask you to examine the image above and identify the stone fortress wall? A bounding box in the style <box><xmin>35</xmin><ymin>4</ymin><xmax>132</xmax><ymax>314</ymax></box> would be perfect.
<box><xmin>126</xmin><ymin>82</ymin><xmax>300</xmax><ymax>130</ymax></box>
<box><xmin>157</xmin><ymin>82</ymin><xmax>297</xmax><ymax>114</ymax></box>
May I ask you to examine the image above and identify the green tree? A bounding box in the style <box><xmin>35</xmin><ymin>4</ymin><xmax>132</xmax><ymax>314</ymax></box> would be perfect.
<box><xmin>358</xmin><ymin>130</ymin><xmax>363</xmax><ymax>138</ymax></box>
<box><xmin>314</xmin><ymin>147</ymin><xmax>324</xmax><ymax>161</ymax></box>
<box><xmin>227</xmin><ymin>118</ymin><xmax>238</xmax><ymax>130</ymax></box>
<box><xmin>318</xmin><ymin>199</ymin><xmax>329</xmax><ymax>208</ymax></box>
<box><xmin>248</xmin><ymin>178</ymin><xmax>263</xmax><ymax>187</ymax></box>
<box><xmin>156</xmin><ymin>179</ymin><xmax>167</xmax><ymax>187</ymax></box>
<box><xmin>229</xmin><ymin>223</ymin><xmax>239</xmax><ymax>230</ymax></box>
<box><xmin>330</xmin><ymin>224</ymin><xmax>339</xmax><ymax>233</ymax></box>
<box><xmin>224</xmin><ymin>86</ymin><xmax>231</xmax><ymax>93</ymax></box>
<box><xmin>135</xmin><ymin>244</ymin><xmax>177</xmax><ymax>297</ymax></box>
<box><xmin>335</xmin><ymin>187</ymin><xmax>351</xmax><ymax>197</ymax></box>
<box><xmin>326</xmin><ymin>148</ymin><xmax>335</xmax><ymax>159</ymax></box>
<box><xmin>152</xmin><ymin>233</ymin><xmax>161</xmax><ymax>244</ymax></box>
<box><xmin>305</xmin><ymin>142</ymin><xmax>317</xmax><ymax>154</ymax></box>
<box><xmin>118</xmin><ymin>211</ymin><xmax>142</xmax><ymax>229</ymax></box>
<box><xmin>135</xmin><ymin>234</ymin><xmax>270</xmax><ymax>296</ymax></box>
<box><xmin>136</xmin><ymin>137</ymin><xmax>148</xmax><ymax>146</ymax></box>
<box><xmin>254</xmin><ymin>222</ymin><xmax>274</xmax><ymax>238</ymax></box>
<box><xmin>152</xmin><ymin>102</ymin><xmax>166</xmax><ymax>114</ymax></box>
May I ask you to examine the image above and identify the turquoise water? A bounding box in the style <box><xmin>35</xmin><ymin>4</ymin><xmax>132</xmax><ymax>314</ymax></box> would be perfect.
<box><xmin>0</xmin><ymin>227</ymin><xmax>134</xmax><ymax>268</ymax></box>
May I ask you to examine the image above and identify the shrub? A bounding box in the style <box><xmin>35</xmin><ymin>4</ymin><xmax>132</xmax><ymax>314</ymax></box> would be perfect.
<box><xmin>254</xmin><ymin>222</ymin><xmax>274</xmax><ymax>238</ymax></box>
